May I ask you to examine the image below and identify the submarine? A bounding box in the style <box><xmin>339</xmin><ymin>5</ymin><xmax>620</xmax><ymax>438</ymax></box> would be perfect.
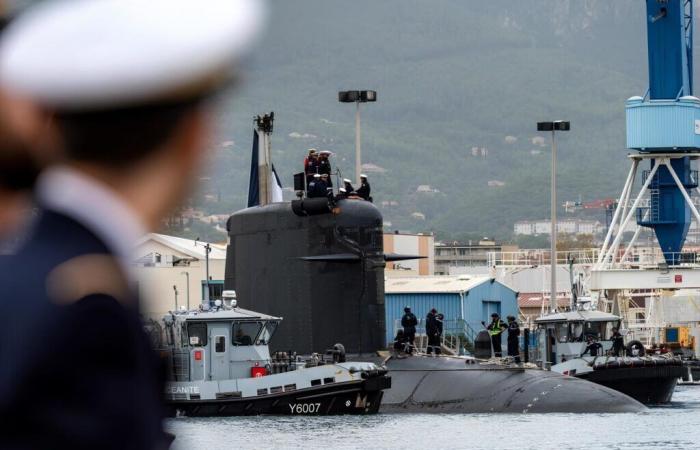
<box><xmin>224</xmin><ymin>195</ymin><xmax>646</xmax><ymax>413</ymax></box>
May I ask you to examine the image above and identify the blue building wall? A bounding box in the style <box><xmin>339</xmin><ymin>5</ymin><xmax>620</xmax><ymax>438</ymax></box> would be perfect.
<box><xmin>385</xmin><ymin>279</ymin><xmax>518</xmax><ymax>346</ymax></box>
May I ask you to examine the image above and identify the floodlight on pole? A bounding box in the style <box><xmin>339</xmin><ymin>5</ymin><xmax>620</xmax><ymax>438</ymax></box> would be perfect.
<box><xmin>537</xmin><ymin>120</ymin><xmax>570</xmax><ymax>314</ymax></box>
<box><xmin>339</xmin><ymin>90</ymin><xmax>377</xmax><ymax>185</ymax></box>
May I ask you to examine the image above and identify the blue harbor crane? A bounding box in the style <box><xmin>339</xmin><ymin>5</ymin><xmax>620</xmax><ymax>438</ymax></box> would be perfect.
<box><xmin>599</xmin><ymin>0</ymin><xmax>700</xmax><ymax>267</ymax></box>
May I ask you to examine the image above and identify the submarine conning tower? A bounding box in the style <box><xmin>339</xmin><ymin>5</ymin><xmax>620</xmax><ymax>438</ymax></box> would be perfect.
<box><xmin>225</xmin><ymin>197</ymin><xmax>386</xmax><ymax>355</ymax></box>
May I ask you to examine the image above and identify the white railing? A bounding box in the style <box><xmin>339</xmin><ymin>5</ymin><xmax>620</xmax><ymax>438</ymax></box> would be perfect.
<box><xmin>487</xmin><ymin>249</ymin><xmax>600</xmax><ymax>267</ymax></box>
<box><xmin>597</xmin><ymin>248</ymin><xmax>700</xmax><ymax>270</ymax></box>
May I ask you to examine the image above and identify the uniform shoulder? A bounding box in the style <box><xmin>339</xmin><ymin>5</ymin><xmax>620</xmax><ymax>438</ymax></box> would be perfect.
<box><xmin>46</xmin><ymin>253</ymin><xmax>133</xmax><ymax>307</ymax></box>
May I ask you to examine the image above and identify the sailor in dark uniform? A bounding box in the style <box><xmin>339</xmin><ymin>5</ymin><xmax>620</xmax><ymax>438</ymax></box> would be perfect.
<box><xmin>304</xmin><ymin>149</ymin><xmax>318</xmax><ymax>186</ymax></box>
<box><xmin>425</xmin><ymin>308</ymin><xmax>439</xmax><ymax>355</ymax></box>
<box><xmin>506</xmin><ymin>315</ymin><xmax>521</xmax><ymax>363</ymax></box>
<box><xmin>581</xmin><ymin>336</ymin><xmax>603</xmax><ymax>357</ymax></box>
<box><xmin>357</xmin><ymin>174</ymin><xmax>371</xmax><ymax>201</ymax></box>
<box><xmin>343</xmin><ymin>178</ymin><xmax>355</xmax><ymax>195</ymax></box>
<box><xmin>401</xmin><ymin>306</ymin><xmax>418</xmax><ymax>353</ymax></box>
<box><xmin>610</xmin><ymin>327</ymin><xmax>624</xmax><ymax>357</ymax></box>
<box><xmin>318</xmin><ymin>151</ymin><xmax>333</xmax><ymax>187</ymax></box>
<box><xmin>0</xmin><ymin>0</ymin><xmax>263</xmax><ymax>448</ymax></box>
<box><xmin>308</xmin><ymin>174</ymin><xmax>326</xmax><ymax>198</ymax></box>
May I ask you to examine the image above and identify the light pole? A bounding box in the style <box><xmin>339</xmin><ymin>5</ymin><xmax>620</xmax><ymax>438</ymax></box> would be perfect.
<box><xmin>180</xmin><ymin>271</ymin><xmax>190</xmax><ymax>310</ymax></box>
<box><xmin>172</xmin><ymin>285</ymin><xmax>178</xmax><ymax>311</ymax></box>
<box><xmin>537</xmin><ymin>120</ymin><xmax>570</xmax><ymax>313</ymax></box>
<box><xmin>338</xmin><ymin>90</ymin><xmax>377</xmax><ymax>185</ymax></box>
<box><xmin>194</xmin><ymin>238</ymin><xmax>212</xmax><ymax>307</ymax></box>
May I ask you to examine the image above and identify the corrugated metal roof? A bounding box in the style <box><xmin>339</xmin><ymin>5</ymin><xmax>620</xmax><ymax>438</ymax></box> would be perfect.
<box><xmin>385</xmin><ymin>275</ymin><xmax>513</xmax><ymax>294</ymax></box>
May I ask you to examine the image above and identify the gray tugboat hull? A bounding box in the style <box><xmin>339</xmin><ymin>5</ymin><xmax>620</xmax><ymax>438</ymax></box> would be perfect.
<box><xmin>369</xmin><ymin>356</ymin><xmax>647</xmax><ymax>413</ymax></box>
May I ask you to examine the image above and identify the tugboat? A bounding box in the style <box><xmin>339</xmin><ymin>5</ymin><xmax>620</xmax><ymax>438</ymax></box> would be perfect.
<box><xmin>149</xmin><ymin>292</ymin><xmax>391</xmax><ymax>416</ymax></box>
<box><xmin>535</xmin><ymin>300</ymin><xmax>684</xmax><ymax>404</ymax></box>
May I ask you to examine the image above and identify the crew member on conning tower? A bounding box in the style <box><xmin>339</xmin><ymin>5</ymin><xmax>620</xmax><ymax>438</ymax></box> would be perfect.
<box><xmin>357</xmin><ymin>174</ymin><xmax>371</xmax><ymax>201</ymax></box>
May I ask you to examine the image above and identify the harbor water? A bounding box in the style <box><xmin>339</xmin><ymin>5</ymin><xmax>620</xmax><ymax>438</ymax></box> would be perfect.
<box><xmin>168</xmin><ymin>385</ymin><xmax>700</xmax><ymax>450</ymax></box>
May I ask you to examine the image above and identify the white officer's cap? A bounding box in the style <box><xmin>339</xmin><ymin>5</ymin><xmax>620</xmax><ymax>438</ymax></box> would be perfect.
<box><xmin>313</xmin><ymin>174</ymin><xmax>321</xmax><ymax>179</ymax></box>
<box><xmin>0</xmin><ymin>0</ymin><xmax>265</xmax><ymax>111</ymax></box>
<box><xmin>343</xmin><ymin>178</ymin><xmax>352</xmax><ymax>183</ymax></box>
<box><xmin>339</xmin><ymin>188</ymin><xmax>347</xmax><ymax>193</ymax></box>
<box><xmin>360</xmin><ymin>174</ymin><xmax>367</xmax><ymax>179</ymax></box>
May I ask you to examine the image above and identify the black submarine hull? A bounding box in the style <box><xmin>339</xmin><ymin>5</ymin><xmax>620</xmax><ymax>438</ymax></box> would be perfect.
<box><xmin>364</xmin><ymin>355</ymin><xmax>646</xmax><ymax>413</ymax></box>
<box><xmin>225</xmin><ymin>199</ymin><xmax>647</xmax><ymax>413</ymax></box>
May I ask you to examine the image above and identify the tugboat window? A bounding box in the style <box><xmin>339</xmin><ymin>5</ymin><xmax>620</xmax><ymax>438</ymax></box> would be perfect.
<box><xmin>570</xmin><ymin>322</ymin><xmax>584</xmax><ymax>342</ymax></box>
<box><xmin>556</xmin><ymin>323</ymin><xmax>569</xmax><ymax>343</ymax></box>
<box><xmin>187</xmin><ymin>322</ymin><xmax>208</xmax><ymax>346</ymax></box>
<box><xmin>584</xmin><ymin>321</ymin><xmax>605</xmax><ymax>340</ymax></box>
<box><xmin>256</xmin><ymin>321</ymin><xmax>278</xmax><ymax>345</ymax></box>
<box><xmin>232</xmin><ymin>322</ymin><xmax>261</xmax><ymax>346</ymax></box>
<box><xmin>214</xmin><ymin>335</ymin><xmax>226</xmax><ymax>353</ymax></box>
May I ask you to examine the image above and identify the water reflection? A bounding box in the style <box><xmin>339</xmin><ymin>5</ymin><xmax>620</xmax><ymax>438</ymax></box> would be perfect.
<box><xmin>168</xmin><ymin>387</ymin><xmax>700</xmax><ymax>450</ymax></box>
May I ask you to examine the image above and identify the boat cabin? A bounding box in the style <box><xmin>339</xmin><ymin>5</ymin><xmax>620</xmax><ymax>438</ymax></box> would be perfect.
<box><xmin>161</xmin><ymin>304</ymin><xmax>281</xmax><ymax>382</ymax></box>
<box><xmin>534</xmin><ymin>310</ymin><xmax>621</xmax><ymax>366</ymax></box>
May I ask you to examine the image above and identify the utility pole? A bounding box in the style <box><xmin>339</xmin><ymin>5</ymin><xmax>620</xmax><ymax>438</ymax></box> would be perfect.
<box><xmin>181</xmin><ymin>271</ymin><xmax>190</xmax><ymax>310</ymax></box>
<box><xmin>173</xmin><ymin>285</ymin><xmax>178</xmax><ymax>311</ymax></box>
<box><xmin>339</xmin><ymin>90</ymin><xmax>377</xmax><ymax>185</ymax></box>
<box><xmin>537</xmin><ymin>120</ymin><xmax>570</xmax><ymax>313</ymax></box>
<box><xmin>355</xmin><ymin>101</ymin><xmax>361</xmax><ymax>186</ymax></box>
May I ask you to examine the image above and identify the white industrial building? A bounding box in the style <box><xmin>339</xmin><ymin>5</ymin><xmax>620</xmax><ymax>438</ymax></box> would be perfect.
<box><xmin>133</xmin><ymin>233</ymin><xmax>227</xmax><ymax>318</ymax></box>
<box><xmin>383</xmin><ymin>232</ymin><xmax>435</xmax><ymax>276</ymax></box>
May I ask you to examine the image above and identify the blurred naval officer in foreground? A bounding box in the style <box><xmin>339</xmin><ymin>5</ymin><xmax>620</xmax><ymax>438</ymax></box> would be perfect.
<box><xmin>0</xmin><ymin>0</ymin><xmax>264</xmax><ymax>448</ymax></box>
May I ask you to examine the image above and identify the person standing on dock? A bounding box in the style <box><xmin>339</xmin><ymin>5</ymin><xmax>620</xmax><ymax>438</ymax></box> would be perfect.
<box><xmin>0</xmin><ymin>0</ymin><xmax>264</xmax><ymax>448</ymax></box>
<box><xmin>506</xmin><ymin>315</ymin><xmax>521</xmax><ymax>363</ymax></box>
<box><xmin>401</xmin><ymin>306</ymin><xmax>418</xmax><ymax>352</ymax></box>
<box><xmin>484</xmin><ymin>313</ymin><xmax>507</xmax><ymax>357</ymax></box>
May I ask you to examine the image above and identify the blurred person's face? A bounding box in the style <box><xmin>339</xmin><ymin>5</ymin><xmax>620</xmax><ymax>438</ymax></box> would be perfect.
<box><xmin>0</xmin><ymin>89</ymin><xmax>57</xmax><ymax>183</ymax></box>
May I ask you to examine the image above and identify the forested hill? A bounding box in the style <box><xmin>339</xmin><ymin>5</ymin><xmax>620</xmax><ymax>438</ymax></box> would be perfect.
<box><xmin>182</xmin><ymin>0</ymin><xmax>698</xmax><ymax>242</ymax></box>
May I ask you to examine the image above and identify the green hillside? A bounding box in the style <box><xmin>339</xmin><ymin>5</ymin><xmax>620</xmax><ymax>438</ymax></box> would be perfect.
<box><xmin>174</xmin><ymin>0</ymin><xmax>697</xmax><ymax>242</ymax></box>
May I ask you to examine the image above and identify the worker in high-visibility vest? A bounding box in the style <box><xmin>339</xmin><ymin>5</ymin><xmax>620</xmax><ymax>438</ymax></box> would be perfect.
<box><xmin>484</xmin><ymin>313</ymin><xmax>507</xmax><ymax>357</ymax></box>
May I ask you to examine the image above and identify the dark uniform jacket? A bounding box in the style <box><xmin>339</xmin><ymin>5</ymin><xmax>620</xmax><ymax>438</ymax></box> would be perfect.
<box><xmin>507</xmin><ymin>321</ymin><xmax>520</xmax><ymax>341</ymax></box>
<box><xmin>581</xmin><ymin>341</ymin><xmax>603</xmax><ymax>357</ymax></box>
<box><xmin>425</xmin><ymin>312</ymin><xmax>438</xmax><ymax>336</ymax></box>
<box><xmin>357</xmin><ymin>181</ymin><xmax>371</xmax><ymax>201</ymax></box>
<box><xmin>317</xmin><ymin>159</ymin><xmax>332</xmax><ymax>186</ymax></box>
<box><xmin>611</xmin><ymin>332</ymin><xmax>624</xmax><ymax>355</ymax></box>
<box><xmin>0</xmin><ymin>209</ymin><xmax>165</xmax><ymax>450</ymax></box>
<box><xmin>307</xmin><ymin>180</ymin><xmax>327</xmax><ymax>198</ymax></box>
<box><xmin>401</xmin><ymin>312</ymin><xmax>417</xmax><ymax>332</ymax></box>
<box><xmin>343</xmin><ymin>181</ymin><xmax>355</xmax><ymax>195</ymax></box>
